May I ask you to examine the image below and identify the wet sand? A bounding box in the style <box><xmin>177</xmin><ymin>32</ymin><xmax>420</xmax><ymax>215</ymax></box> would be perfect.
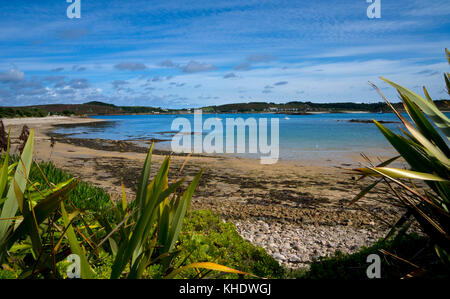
<box><xmin>2</xmin><ymin>116</ymin><xmax>405</xmax><ymax>269</ymax></box>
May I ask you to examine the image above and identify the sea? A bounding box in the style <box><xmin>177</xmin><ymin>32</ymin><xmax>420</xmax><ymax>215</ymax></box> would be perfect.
<box><xmin>52</xmin><ymin>112</ymin><xmax>431</xmax><ymax>163</ymax></box>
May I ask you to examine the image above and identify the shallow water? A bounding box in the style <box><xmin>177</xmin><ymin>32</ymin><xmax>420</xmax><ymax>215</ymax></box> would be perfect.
<box><xmin>52</xmin><ymin>112</ymin><xmax>435</xmax><ymax>162</ymax></box>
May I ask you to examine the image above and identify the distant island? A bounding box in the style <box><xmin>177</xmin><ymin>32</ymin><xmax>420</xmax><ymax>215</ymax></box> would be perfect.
<box><xmin>1</xmin><ymin>99</ymin><xmax>449</xmax><ymax>118</ymax></box>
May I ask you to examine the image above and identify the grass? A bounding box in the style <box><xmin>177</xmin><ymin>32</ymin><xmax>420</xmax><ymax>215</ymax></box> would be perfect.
<box><xmin>28</xmin><ymin>160</ymin><xmax>111</xmax><ymax>211</ymax></box>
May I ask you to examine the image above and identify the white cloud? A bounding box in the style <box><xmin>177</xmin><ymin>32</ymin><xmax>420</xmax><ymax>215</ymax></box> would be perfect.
<box><xmin>0</xmin><ymin>68</ymin><xmax>25</xmax><ymax>82</ymax></box>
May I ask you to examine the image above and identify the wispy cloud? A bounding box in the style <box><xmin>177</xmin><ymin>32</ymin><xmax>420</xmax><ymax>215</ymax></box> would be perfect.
<box><xmin>69</xmin><ymin>78</ymin><xmax>90</xmax><ymax>89</ymax></box>
<box><xmin>233</xmin><ymin>54</ymin><xmax>276</xmax><ymax>71</ymax></box>
<box><xmin>112</xmin><ymin>79</ymin><xmax>129</xmax><ymax>89</ymax></box>
<box><xmin>181</xmin><ymin>61</ymin><xmax>217</xmax><ymax>73</ymax></box>
<box><xmin>114</xmin><ymin>62</ymin><xmax>147</xmax><ymax>71</ymax></box>
<box><xmin>56</xmin><ymin>28</ymin><xmax>90</xmax><ymax>40</ymax></box>
<box><xmin>223</xmin><ymin>72</ymin><xmax>237</xmax><ymax>79</ymax></box>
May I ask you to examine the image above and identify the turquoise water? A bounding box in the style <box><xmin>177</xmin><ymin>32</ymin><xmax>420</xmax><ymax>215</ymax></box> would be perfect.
<box><xmin>53</xmin><ymin>113</ymin><xmax>416</xmax><ymax>161</ymax></box>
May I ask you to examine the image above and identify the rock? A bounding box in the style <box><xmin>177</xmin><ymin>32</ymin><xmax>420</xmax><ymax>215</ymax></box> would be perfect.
<box><xmin>273</xmin><ymin>253</ymin><xmax>286</xmax><ymax>261</ymax></box>
<box><xmin>289</xmin><ymin>256</ymin><xmax>301</xmax><ymax>263</ymax></box>
<box><xmin>232</xmin><ymin>218</ymin><xmax>387</xmax><ymax>270</ymax></box>
<box><xmin>255</xmin><ymin>236</ymin><xmax>264</xmax><ymax>243</ymax></box>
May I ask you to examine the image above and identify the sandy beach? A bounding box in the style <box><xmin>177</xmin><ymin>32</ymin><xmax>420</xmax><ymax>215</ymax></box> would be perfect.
<box><xmin>2</xmin><ymin>116</ymin><xmax>404</xmax><ymax>269</ymax></box>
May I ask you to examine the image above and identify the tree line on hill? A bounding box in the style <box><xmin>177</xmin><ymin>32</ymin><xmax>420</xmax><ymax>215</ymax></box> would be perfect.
<box><xmin>203</xmin><ymin>100</ymin><xmax>449</xmax><ymax>113</ymax></box>
<box><xmin>1</xmin><ymin>99</ymin><xmax>449</xmax><ymax>118</ymax></box>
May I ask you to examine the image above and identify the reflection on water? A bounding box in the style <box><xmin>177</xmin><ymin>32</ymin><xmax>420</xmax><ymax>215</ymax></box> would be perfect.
<box><xmin>54</xmin><ymin>121</ymin><xmax>117</xmax><ymax>135</ymax></box>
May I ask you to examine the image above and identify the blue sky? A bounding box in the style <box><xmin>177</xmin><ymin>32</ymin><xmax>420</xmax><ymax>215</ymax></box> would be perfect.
<box><xmin>0</xmin><ymin>0</ymin><xmax>449</xmax><ymax>108</ymax></box>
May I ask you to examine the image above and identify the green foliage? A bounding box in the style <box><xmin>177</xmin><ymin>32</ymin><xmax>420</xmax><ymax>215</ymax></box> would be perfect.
<box><xmin>354</xmin><ymin>49</ymin><xmax>450</xmax><ymax>275</ymax></box>
<box><xmin>62</xmin><ymin>110</ymin><xmax>74</xmax><ymax>116</ymax></box>
<box><xmin>104</xmin><ymin>146</ymin><xmax>194</xmax><ymax>278</ymax></box>
<box><xmin>0</xmin><ymin>269</ymin><xmax>16</xmax><ymax>279</ymax></box>
<box><xmin>203</xmin><ymin>100</ymin><xmax>449</xmax><ymax>113</ymax></box>
<box><xmin>0</xmin><ymin>126</ymin><xmax>278</xmax><ymax>279</ymax></box>
<box><xmin>0</xmin><ymin>107</ymin><xmax>46</xmax><ymax>118</ymax></box>
<box><xmin>2</xmin><ymin>149</ymin><xmax>274</xmax><ymax>279</ymax></box>
<box><xmin>60</xmin><ymin>201</ymin><xmax>96</xmax><ymax>279</ymax></box>
<box><xmin>174</xmin><ymin>210</ymin><xmax>284</xmax><ymax>279</ymax></box>
<box><xmin>301</xmin><ymin>234</ymin><xmax>448</xmax><ymax>279</ymax></box>
<box><xmin>100</xmin><ymin>146</ymin><xmax>250</xmax><ymax>279</ymax></box>
<box><xmin>0</xmin><ymin>130</ymin><xmax>35</xmax><ymax>241</ymax></box>
<box><xmin>27</xmin><ymin>160</ymin><xmax>111</xmax><ymax>211</ymax></box>
<box><xmin>3</xmin><ymin>98</ymin><xmax>447</xmax><ymax>118</ymax></box>
<box><xmin>0</xmin><ymin>132</ymin><xmax>79</xmax><ymax>278</ymax></box>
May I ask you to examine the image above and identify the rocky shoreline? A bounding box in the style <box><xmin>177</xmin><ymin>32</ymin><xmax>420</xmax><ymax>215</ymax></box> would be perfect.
<box><xmin>48</xmin><ymin>131</ymin><xmax>402</xmax><ymax>269</ymax></box>
<box><xmin>235</xmin><ymin>220</ymin><xmax>385</xmax><ymax>269</ymax></box>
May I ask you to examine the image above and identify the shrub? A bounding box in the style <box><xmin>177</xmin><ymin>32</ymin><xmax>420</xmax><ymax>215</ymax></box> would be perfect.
<box><xmin>175</xmin><ymin>210</ymin><xmax>284</xmax><ymax>279</ymax></box>
<box><xmin>353</xmin><ymin>48</ymin><xmax>450</xmax><ymax>277</ymax></box>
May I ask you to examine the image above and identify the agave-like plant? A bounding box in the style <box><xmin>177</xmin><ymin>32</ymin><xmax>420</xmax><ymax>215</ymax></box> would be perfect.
<box><xmin>0</xmin><ymin>130</ymin><xmax>79</xmax><ymax>278</ymax></box>
<box><xmin>96</xmin><ymin>143</ymin><xmax>251</xmax><ymax>279</ymax></box>
<box><xmin>353</xmin><ymin>49</ymin><xmax>450</xmax><ymax>271</ymax></box>
<box><xmin>0</xmin><ymin>131</ymin><xmax>251</xmax><ymax>279</ymax></box>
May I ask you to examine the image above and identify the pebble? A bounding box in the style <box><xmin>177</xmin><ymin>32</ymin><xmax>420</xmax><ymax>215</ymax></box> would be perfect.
<box><xmin>273</xmin><ymin>253</ymin><xmax>286</xmax><ymax>261</ymax></box>
<box><xmin>234</xmin><ymin>219</ymin><xmax>386</xmax><ymax>269</ymax></box>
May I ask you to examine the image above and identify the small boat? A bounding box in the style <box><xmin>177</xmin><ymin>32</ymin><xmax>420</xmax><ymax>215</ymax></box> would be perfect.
<box><xmin>284</xmin><ymin>116</ymin><xmax>290</xmax><ymax>120</ymax></box>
